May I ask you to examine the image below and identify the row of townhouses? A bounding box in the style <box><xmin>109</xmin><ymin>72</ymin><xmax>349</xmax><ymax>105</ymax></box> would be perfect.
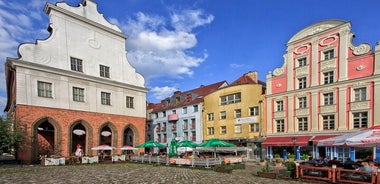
<box><xmin>4</xmin><ymin>0</ymin><xmax>380</xmax><ymax>164</ymax></box>
<box><xmin>147</xmin><ymin>20</ymin><xmax>380</xmax><ymax>161</ymax></box>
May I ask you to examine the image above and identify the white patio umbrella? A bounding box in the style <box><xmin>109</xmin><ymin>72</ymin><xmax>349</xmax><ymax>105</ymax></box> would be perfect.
<box><xmin>91</xmin><ymin>145</ymin><xmax>116</xmax><ymax>150</ymax></box>
<box><xmin>318</xmin><ymin>126</ymin><xmax>380</xmax><ymax>147</ymax></box>
<box><xmin>119</xmin><ymin>145</ymin><xmax>138</xmax><ymax>151</ymax></box>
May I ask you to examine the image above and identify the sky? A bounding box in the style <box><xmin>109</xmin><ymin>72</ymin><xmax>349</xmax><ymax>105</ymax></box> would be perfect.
<box><xmin>1</xmin><ymin>0</ymin><xmax>380</xmax><ymax>113</ymax></box>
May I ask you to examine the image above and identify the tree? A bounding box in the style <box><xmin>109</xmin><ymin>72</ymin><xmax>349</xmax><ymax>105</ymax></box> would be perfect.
<box><xmin>0</xmin><ymin>117</ymin><xmax>25</xmax><ymax>156</ymax></box>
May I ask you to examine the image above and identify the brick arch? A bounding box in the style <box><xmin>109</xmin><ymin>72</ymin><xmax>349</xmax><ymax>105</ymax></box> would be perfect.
<box><xmin>31</xmin><ymin>116</ymin><xmax>62</xmax><ymax>162</ymax></box>
<box><xmin>98</xmin><ymin>122</ymin><xmax>118</xmax><ymax>147</ymax></box>
<box><xmin>68</xmin><ymin>119</ymin><xmax>93</xmax><ymax>156</ymax></box>
<box><xmin>122</xmin><ymin>124</ymin><xmax>140</xmax><ymax>147</ymax></box>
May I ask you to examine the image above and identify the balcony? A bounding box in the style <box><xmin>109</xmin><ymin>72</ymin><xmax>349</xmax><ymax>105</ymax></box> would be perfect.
<box><xmin>168</xmin><ymin>114</ymin><xmax>179</xmax><ymax>121</ymax></box>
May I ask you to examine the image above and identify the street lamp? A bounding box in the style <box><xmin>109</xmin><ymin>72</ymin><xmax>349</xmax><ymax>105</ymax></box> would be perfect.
<box><xmin>292</xmin><ymin>137</ymin><xmax>297</xmax><ymax>160</ymax></box>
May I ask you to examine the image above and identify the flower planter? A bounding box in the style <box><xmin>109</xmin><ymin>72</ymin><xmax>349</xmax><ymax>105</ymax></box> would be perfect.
<box><xmin>257</xmin><ymin>172</ymin><xmax>277</xmax><ymax>179</ymax></box>
<box><xmin>215</xmin><ymin>168</ymin><xmax>233</xmax><ymax>173</ymax></box>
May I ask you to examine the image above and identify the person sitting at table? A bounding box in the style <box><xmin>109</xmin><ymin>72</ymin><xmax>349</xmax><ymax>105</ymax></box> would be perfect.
<box><xmin>356</xmin><ymin>162</ymin><xmax>374</xmax><ymax>181</ymax></box>
<box><xmin>305</xmin><ymin>157</ymin><xmax>317</xmax><ymax>166</ymax></box>
<box><xmin>343</xmin><ymin>157</ymin><xmax>355</xmax><ymax>169</ymax></box>
<box><xmin>328</xmin><ymin>157</ymin><xmax>340</xmax><ymax>166</ymax></box>
<box><xmin>368</xmin><ymin>161</ymin><xmax>378</xmax><ymax>171</ymax></box>
<box><xmin>357</xmin><ymin>162</ymin><xmax>374</xmax><ymax>172</ymax></box>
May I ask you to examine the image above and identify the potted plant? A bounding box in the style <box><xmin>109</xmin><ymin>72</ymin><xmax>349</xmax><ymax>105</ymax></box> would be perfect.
<box><xmin>257</xmin><ymin>160</ymin><xmax>277</xmax><ymax>179</ymax></box>
<box><xmin>259</xmin><ymin>159</ymin><xmax>266</xmax><ymax>166</ymax></box>
<box><xmin>302</xmin><ymin>154</ymin><xmax>309</xmax><ymax>161</ymax></box>
<box><xmin>288</xmin><ymin>154</ymin><xmax>295</xmax><ymax>161</ymax></box>
<box><xmin>275</xmin><ymin>158</ymin><xmax>283</xmax><ymax>167</ymax></box>
<box><xmin>214</xmin><ymin>161</ymin><xmax>233</xmax><ymax>173</ymax></box>
<box><xmin>284</xmin><ymin>161</ymin><xmax>296</xmax><ymax>178</ymax></box>
<box><xmin>274</xmin><ymin>153</ymin><xmax>281</xmax><ymax>159</ymax></box>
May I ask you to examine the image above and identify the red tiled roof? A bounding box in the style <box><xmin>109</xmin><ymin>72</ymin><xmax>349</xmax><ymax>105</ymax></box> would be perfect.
<box><xmin>151</xmin><ymin>81</ymin><xmax>227</xmax><ymax>112</ymax></box>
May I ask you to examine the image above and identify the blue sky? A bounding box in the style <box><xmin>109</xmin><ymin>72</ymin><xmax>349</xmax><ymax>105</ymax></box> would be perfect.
<box><xmin>1</xmin><ymin>0</ymin><xmax>380</xmax><ymax>112</ymax></box>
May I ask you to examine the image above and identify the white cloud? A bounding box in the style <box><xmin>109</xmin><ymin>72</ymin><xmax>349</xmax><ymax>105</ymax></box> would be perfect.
<box><xmin>150</xmin><ymin>86</ymin><xmax>179</xmax><ymax>100</ymax></box>
<box><xmin>115</xmin><ymin>10</ymin><xmax>213</xmax><ymax>101</ymax></box>
<box><xmin>171</xmin><ymin>9</ymin><xmax>214</xmax><ymax>32</ymax></box>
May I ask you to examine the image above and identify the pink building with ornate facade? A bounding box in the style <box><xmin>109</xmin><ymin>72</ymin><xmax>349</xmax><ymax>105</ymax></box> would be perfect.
<box><xmin>263</xmin><ymin>20</ymin><xmax>380</xmax><ymax>160</ymax></box>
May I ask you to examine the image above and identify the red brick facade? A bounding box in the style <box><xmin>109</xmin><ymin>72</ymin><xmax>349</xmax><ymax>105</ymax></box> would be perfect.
<box><xmin>16</xmin><ymin>105</ymin><xmax>145</xmax><ymax>164</ymax></box>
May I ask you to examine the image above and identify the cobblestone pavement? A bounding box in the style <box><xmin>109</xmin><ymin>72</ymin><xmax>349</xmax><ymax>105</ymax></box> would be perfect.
<box><xmin>0</xmin><ymin>162</ymin><xmax>323</xmax><ymax>184</ymax></box>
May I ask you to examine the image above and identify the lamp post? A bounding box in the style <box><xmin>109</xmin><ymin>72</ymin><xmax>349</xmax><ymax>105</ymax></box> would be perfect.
<box><xmin>258</xmin><ymin>100</ymin><xmax>263</xmax><ymax>160</ymax></box>
<box><xmin>292</xmin><ymin>137</ymin><xmax>297</xmax><ymax>160</ymax></box>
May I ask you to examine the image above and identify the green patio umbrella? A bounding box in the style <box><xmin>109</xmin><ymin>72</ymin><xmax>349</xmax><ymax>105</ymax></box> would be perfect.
<box><xmin>168</xmin><ymin>139</ymin><xmax>178</xmax><ymax>157</ymax></box>
<box><xmin>198</xmin><ymin>138</ymin><xmax>235</xmax><ymax>157</ymax></box>
<box><xmin>198</xmin><ymin>138</ymin><xmax>235</xmax><ymax>147</ymax></box>
<box><xmin>135</xmin><ymin>140</ymin><xmax>166</xmax><ymax>148</ymax></box>
<box><xmin>176</xmin><ymin>140</ymin><xmax>199</xmax><ymax>148</ymax></box>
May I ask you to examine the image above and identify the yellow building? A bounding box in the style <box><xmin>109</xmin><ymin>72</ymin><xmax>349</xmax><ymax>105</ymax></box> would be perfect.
<box><xmin>202</xmin><ymin>71</ymin><xmax>266</xmax><ymax>148</ymax></box>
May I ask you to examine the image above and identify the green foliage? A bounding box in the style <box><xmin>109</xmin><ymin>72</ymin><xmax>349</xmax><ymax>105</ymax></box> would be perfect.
<box><xmin>288</xmin><ymin>154</ymin><xmax>295</xmax><ymax>158</ymax></box>
<box><xmin>284</xmin><ymin>161</ymin><xmax>296</xmax><ymax>171</ymax></box>
<box><xmin>261</xmin><ymin>160</ymin><xmax>271</xmax><ymax>172</ymax></box>
<box><xmin>301</xmin><ymin>154</ymin><xmax>309</xmax><ymax>160</ymax></box>
<box><xmin>274</xmin><ymin>153</ymin><xmax>281</xmax><ymax>158</ymax></box>
<box><xmin>0</xmin><ymin>117</ymin><xmax>25</xmax><ymax>155</ymax></box>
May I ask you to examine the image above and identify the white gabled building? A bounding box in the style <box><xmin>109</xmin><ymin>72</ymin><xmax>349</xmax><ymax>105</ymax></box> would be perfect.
<box><xmin>4</xmin><ymin>0</ymin><xmax>147</xmax><ymax>164</ymax></box>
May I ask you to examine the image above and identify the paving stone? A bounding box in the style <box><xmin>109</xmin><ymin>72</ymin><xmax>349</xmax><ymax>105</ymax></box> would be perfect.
<box><xmin>0</xmin><ymin>162</ymin><xmax>318</xmax><ymax>184</ymax></box>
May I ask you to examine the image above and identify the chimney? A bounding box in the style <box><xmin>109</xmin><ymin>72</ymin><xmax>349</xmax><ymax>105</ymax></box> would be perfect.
<box><xmin>245</xmin><ymin>71</ymin><xmax>258</xmax><ymax>83</ymax></box>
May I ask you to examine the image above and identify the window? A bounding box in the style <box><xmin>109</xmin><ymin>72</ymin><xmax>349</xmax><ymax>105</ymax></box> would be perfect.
<box><xmin>100</xmin><ymin>65</ymin><xmax>110</xmax><ymax>78</ymax></box>
<box><xmin>207</xmin><ymin>113</ymin><xmax>214</xmax><ymax>121</ymax></box>
<box><xmin>354</xmin><ymin>87</ymin><xmax>366</xmax><ymax>101</ymax></box>
<box><xmin>220</xmin><ymin>93</ymin><xmax>241</xmax><ymax>105</ymax></box>
<box><xmin>162</xmin><ymin>111</ymin><xmax>166</xmax><ymax>117</ymax></box>
<box><xmin>323</xmin><ymin>115</ymin><xmax>335</xmax><ymax>130</ymax></box>
<box><xmin>353</xmin><ymin>112</ymin><xmax>368</xmax><ymax>128</ymax></box>
<box><xmin>73</xmin><ymin>87</ymin><xmax>84</xmax><ymax>102</ymax></box>
<box><xmin>298</xmin><ymin>57</ymin><xmax>307</xmax><ymax>67</ymax></box>
<box><xmin>182</xmin><ymin>107</ymin><xmax>187</xmax><ymax>114</ymax></box>
<box><xmin>191</xmin><ymin>118</ymin><xmax>196</xmax><ymax>129</ymax></box>
<box><xmin>323</xmin><ymin>49</ymin><xmax>334</xmax><ymax>60</ymax></box>
<box><xmin>235</xmin><ymin>109</ymin><xmax>241</xmax><ymax>118</ymax></box>
<box><xmin>70</xmin><ymin>57</ymin><xmax>83</xmax><ymax>72</ymax></box>
<box><xmin>191</xmin><ymin>131</ymin><xmax>196</xmax><ymax>141</ymax></box>
<box><xmin>323</xmin><ymin>71</ymin><xmax>334</xmax><ymax>84</ymax></box>
<box><xmin>298</xmin><ymin>77</ymin><xmax>307</xmax><ymax>89</ymax></box>
<box><xmin>298</xmin><ymin>97</ymin><xmax>307</xmax><ymax>108</ymax></box>
<box><xmin>184</xmin><ymin>132</ymin><xmax>188</xmax><ymax>140</ymax></box>
<box><xmin>249</xmin><ymin>106</ymin><xmax>259</xmax><ymax>116</ymax></box>
<box><xmin>193</xmin><ymin>105</ymin><xmax>198</xmax><ymax>112</ymax></box>
<box><xmin>207</xmin><ymin>127</ymin><xmax>214</xmax><ymax>135</ymax></box>
<box><xmin>250</xmin><ymin>123</ymin><xmax>259</xmax><ymax>132</ymax></box>
<box><xmin>298</xmin><ymin>117</ymin><xmax>308</xmax><ymax>131</ymax></box>
<box><xmin>37</xmin><ymin>81</ymin><xmax>53</xmax><ymax>98</ymax></box>
<box><xmin>323</xmin><ymin>92</ymin><xmax>334</xmax><ymax>105</ymax></box>
<box><xmin>126</xmin><ymin>96</ymin><xmax>134</xmax><ymax>108</ymax></box>
<box><xmin>220</xmin><ymin>126</ymin><xmax>227</xmax><ymax>134</ymax></box>
<box><xmin>276</xmin><ymin>100</ymin><xmax>284</xmax><ymax>111</ymax></box>
<box><xmin>162</xmin><ymin>123</ymin><xmax>166</xmax><ymax>131</ymax></box>
<box><xmin>276</xmin><ymin>119</ymin><xmax>285</xmax><ymax>132</ymax></box>
<box><xmin>172</xmin><ymin>123</ymin><xmax>177</xmax><ymax>131</ymax></box>
<box><xmin>235</xmin><ymin>125</ymin><xmax>242</xmax><ymax>133</ymax></box>
<box><xmin>175</xmin><ymin>96</ymin><xmax>180</xmax><ymax>103</ymax></box>
<box><xmin>220</xmin><ymin>111</ymin><xmax>226</xmax><ymax>119</ymax></box>
<box><xmin>183</xmin><ymin>120</ymin><xmax>188</xmax><ymax>130</ymax></box>
<box><xmin>101</xmin><ymin>92</ymin><xmax>111</xmax><ymax>105</ymax></box>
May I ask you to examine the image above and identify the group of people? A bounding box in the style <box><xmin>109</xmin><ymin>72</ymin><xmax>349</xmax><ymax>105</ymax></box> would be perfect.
<box><xmin>303</xmin><ymin>155</ymin><xmax>378</xmax><ymax>172</ymax></box>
